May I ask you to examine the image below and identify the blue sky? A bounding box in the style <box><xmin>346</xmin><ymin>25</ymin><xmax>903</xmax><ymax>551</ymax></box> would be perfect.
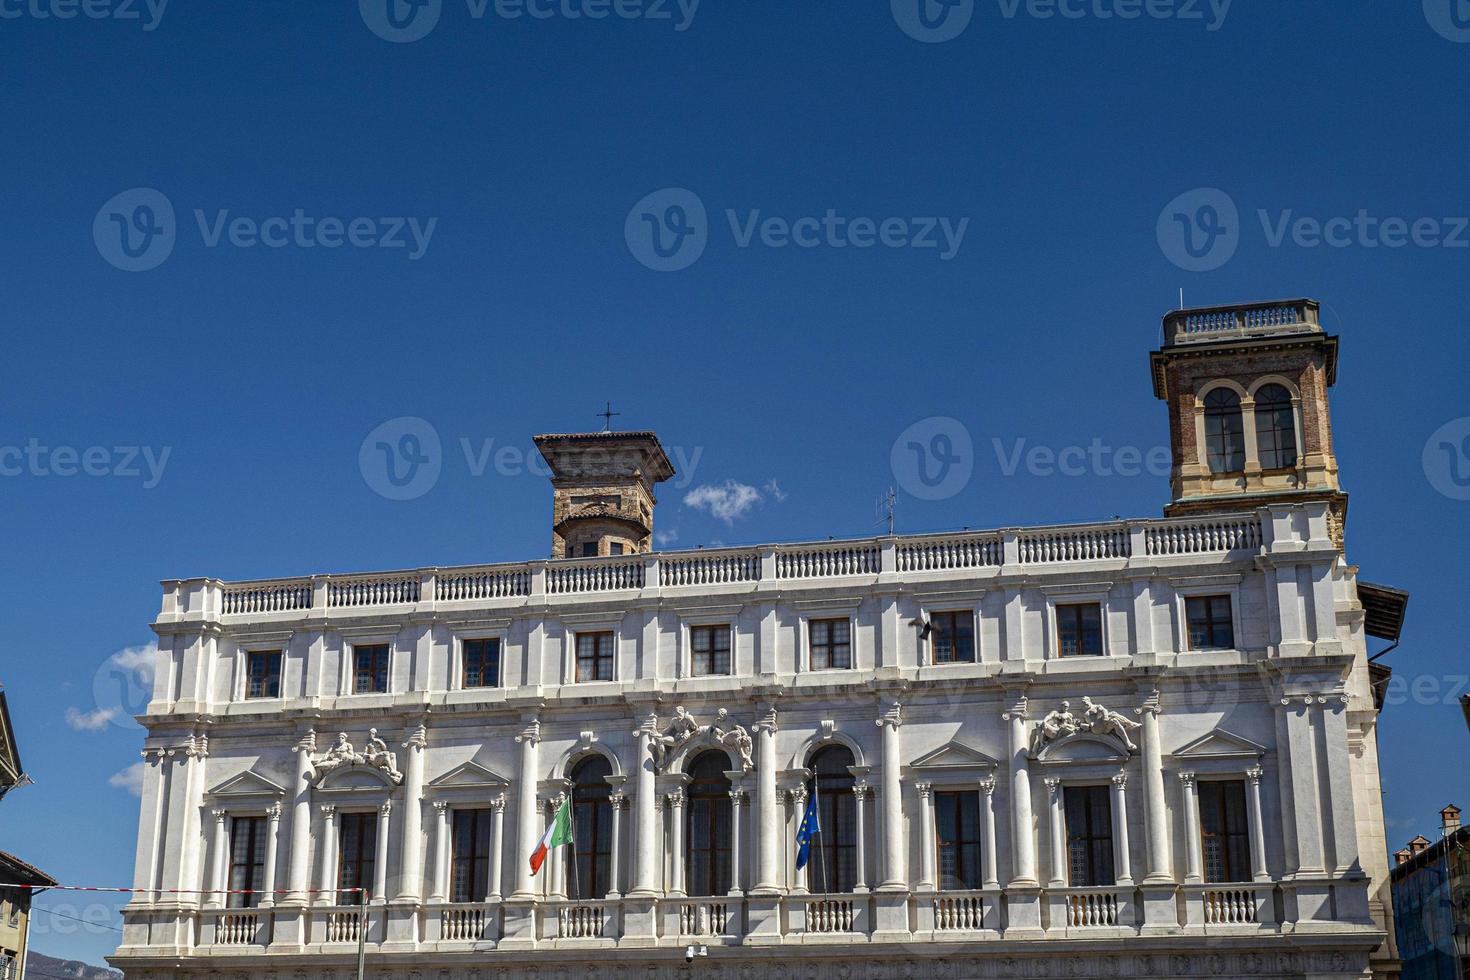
<box><xmin>3</xmin><ymin>0</ymin><xmax>1470</xmax><ymax>964</ymax></box>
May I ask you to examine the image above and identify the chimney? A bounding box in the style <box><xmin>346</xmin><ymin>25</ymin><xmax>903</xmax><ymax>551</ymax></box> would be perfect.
<box><xmin>1395</xmin><ymin>848</ymin><xmax>1413</xmax><ymax>866</ymax></box>
<box><xmin>1409</xmin><ymin>835</ymin><xmax>1433</xmax><ymax>855</ymax></box>
<box><xmin>1442</xmin><ymin>804</ymin><xmax>1462</xmax><ymax>835</ymax></box>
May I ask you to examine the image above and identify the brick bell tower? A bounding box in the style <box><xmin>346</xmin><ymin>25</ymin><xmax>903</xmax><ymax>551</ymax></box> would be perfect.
<box><xmin>1150</xmin><ymin>298</ymin><xmax>1347</xmax><ymax>542</ymax></box>
<box><xmin>533</xmin><ymin>430</ymin><xmax>675</xmax><ymax>559</ymax></box>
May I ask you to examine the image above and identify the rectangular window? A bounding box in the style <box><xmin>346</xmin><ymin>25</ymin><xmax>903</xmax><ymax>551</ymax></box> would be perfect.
<box><xmin>245</xmin><ymin>651</ymin><xmax>282</xmax><ymax>700</ymax></box>
<box><xmin>1057</xmin><ymin>603</ymin><xmax>1103</xmax><ymax>657</ymax></box>
<box><xmin>461</xmin><ymin>638</ymin><xmax>501</xmax><ymax>689</ymax></box>
<box><xmin>576</xmin><ymin>631</ymin><xmax>615</xmax><ymax>682</ymax></box>
<box><xmin>337</xmin><ymin>811</ymin><xmax>377</xmax><ymax>905</ymax></box>
<box><xmin>930</xmin><ymin>611</ymin><xmax>976</xmax><ymax>664</ymax></box>
<box><xmin>808</xmin><ymin>618</ymin><xmax>852</xmax><ymax>670</ymax></box>
<box><xmin>352</xmin><ymin>644</ymin><xmax>390</xmax><ymax>694</ymax></box>
<box><xmin>609</xmin><ymin>542</ymin><xmax>625</xmax><ymax>556</ymax></box>
<box><xmin>935</xmin><ymin>791</ymin><xmax>984</xmax><ymax>890</ymax></box>
<box><xmin>227</xmin><ymin>816</ymin><xmax>267</xmax><ymax>908</ymax></box>
<box><xmin>1064</xmin><ymin>785</ymin><xmax>1115</xmax><ymax>887</ymax></box>
<box><xmin>1199</xmin><ymin>780</ymin><xmax>1251</xmax><ymax>883</ymax></box>
<box><xmin>581</xmin><ymin>542</ymin><xmax>599</xmax><ymax>557</ymax></box>
<box><xmin>451</xmin><ymin>809</ymin><xmax>494</xmax><ymax>903</ymax></box>
<box><xmin>1186</xmin><ymin>595</ymin><xmax>1234</xmax><ymax>650</ymax></box>
<box><xmin>689</xmin><ymin>625</ymin><xmax>732</xmax><ymax>676</ymax></box>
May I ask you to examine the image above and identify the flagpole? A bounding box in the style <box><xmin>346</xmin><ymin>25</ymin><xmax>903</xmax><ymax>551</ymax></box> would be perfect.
<box><xmin>568</xmin><ymin>792</ymin><xmax>580</xmax><ymax>901</ymax></box>
<box><xmin>813</xmin><ymin>776</ymin><xmax>827</xmax><ymax>895</ymax></box>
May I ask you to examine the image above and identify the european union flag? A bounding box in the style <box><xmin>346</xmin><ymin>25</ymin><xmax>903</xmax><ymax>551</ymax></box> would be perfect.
<box><xmin>795</xmin><ymin>792</ymin><xmax>820</xmax><ymax>871</ymax></box>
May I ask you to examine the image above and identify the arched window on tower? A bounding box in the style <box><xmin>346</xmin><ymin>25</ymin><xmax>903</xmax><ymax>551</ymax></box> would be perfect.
<box><xmin>1253</xmin><ymin>384</ymin><xmax>1298</xmax><ymax>470</ymax></box>
<box><xmin>1203</xmin><ymin>388</ymin><xmax>1246</xmax><ymax>473</ymax></box>
<box><xmin>569</xmin><ymin>755</ymin><xmax>613</xmax><ymax>899</ymax></box>
<box><xmin>686</xmin><ymin>752</ymin><xmax>733</xmax><ymax>897</ymax></box>
<box><xmin>806</xmin><ymin>745</ymin><xmax>857</xmax><ymax>894</ymax></box>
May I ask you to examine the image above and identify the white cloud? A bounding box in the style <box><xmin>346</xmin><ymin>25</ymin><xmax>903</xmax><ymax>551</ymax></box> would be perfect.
<box><xmin>109</xmin><ymin>762</ymin><xmax>146</xmax><ymax>797</ymax></box>
<box><xmin>655</xmin><ymin>529</ymin><xmax>680</xmax><ymax>546</ymax></box>
<box><xmin>683</xmin><ymin>479</ymin><xmax>786</xmax><ymax>525</ymax></box>
<box><xmin>65</xmin><ymin>706</ymin><xmax>119</xmax><ymax>732</ymax></box>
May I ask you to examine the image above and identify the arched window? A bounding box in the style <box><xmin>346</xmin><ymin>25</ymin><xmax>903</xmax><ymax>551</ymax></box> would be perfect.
<box><xmin>1203</xmin><ymin>388</ymin><xmax>1246</xmax><ymax>473</ymax></box>
<box><xmin>686</xmin><ymin>752</ymin><xmax>732</xmax><ymax>897</ymax></box>
<box><xmin>1253</xmin><ymin>384</ymin><xmax>1298</xmax><ymax>470</ymax></box>
<box><xmin>569</xmin><ymin>755</ymin><xmax>613</xmax><ymax>899</ymax></box>
<box><xmin>806</xmin><ymin>745</ymin><xmax>857</xmax><ymax>893</ymax></box>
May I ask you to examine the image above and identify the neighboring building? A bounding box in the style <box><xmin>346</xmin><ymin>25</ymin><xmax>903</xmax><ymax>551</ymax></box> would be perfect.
<box><xmin>1392</xmin><ymin>806</ymin><xmax>1470</xmax><ymax>980</ymax></box>
<box><xmin>112</xmin><ymin>299</ymin><xmax>1405</xmax><ymax>980</ymax></box>
<box><xmin>0</xmin><ymin>690</ymin><xmax>26</xmax><ymax>803</ymax></box>
<box><xmin>0</xmin><ymin>853</ymin><xmax>57</xmax><ymax>980</ymax></box>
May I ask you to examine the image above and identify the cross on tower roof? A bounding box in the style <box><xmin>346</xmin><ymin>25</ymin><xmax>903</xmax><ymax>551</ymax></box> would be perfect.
<box><xmin>597</xmin><ymin>401</ymin><xmax>621</xmax><ymax>432</ymax></box>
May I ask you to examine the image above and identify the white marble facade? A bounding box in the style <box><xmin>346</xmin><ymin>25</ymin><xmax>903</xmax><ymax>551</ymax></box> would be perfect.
<box><xmin>108</xmin><ymin>499</ymin><xmax>1394</xmax><ymax>980</ymax></box>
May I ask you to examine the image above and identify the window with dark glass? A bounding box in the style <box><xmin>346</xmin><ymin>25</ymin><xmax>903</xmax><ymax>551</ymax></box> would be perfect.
<box><xmin>580</xmin><ymin>542</ymin><xmax>599</xmax><ymax>557</ymax></box>
<box><xmin>1186</xmin><ymin>595</ymin><xmax>1234</xmax><ymax>650</ymax></box>
<box><xmin>245</xmin><ymin>651</ymin><xmax>282</xmax><ymax>699</ymax></box>
<box><xmin>1199</xmin><ymin>780</ymin><xmax>1251</xmax><ymax>883</ymax></box>
<box><xmin>227</xmin><ymin>816</ymin><xmax>267</xmax><ymax>908</ymax></box>
<box><xmin>451</xmin><ymin>808</ymin><xmax>493</xmax><ymax>903</ymax></box>
<box><xmin>576</xmin><ymin>631</ymin><xmax>615</xmax><ymax>682</ymax></box>
<box><xmin>806</xmin><ymin>746</ymin><xmax>857</xmax><ymax>893</ymax></box>
<box><xmin>461</xmin><ymin>638</ymin><xmax>501</xmax><ymax>689</ymax></box>
<box><xmin>1064</xmin><ymin>785</ymin><xmax>1115</xmax><ymax>886</ymax></box>
<box><xmin>1204</xmin><ymin>388</ymin><xmax>1246</xmax><ymax>473</ymax></box>
<box><xmin>1254</xmin><ymin>384</ymin><xmax>1298</xmax><ymax>470</ymax></box>
<box><xmin>1056</xmin><ymin>603</ymin><xmax>1103</xmax><ymax>657</ymax></box>
<box><xmin>570</xmin><ymin>755</ymin><xmax>614</xmax><ymax>899</ymax></box>
<box><xmin>690</xmin><ymin>625</ymin><xmax>732</xmax><ymax>676</ymax></box>
<box><xmin>808</xmin><ymin>618</ymin><xmax>851</xmax><ymax>670</ymax></box>
<box><xmin>930</xmin><ymin>611</ymin><xmax>975</xmax><ymax>664</ymax></box>
<box><xmin>609</xmin><ymin>542</ymin><xmax>625</xmax><ymax>556</ymax></box>
<box><xmin>337</xmin><ymin>811</ymin><xmax>377</xmax><ymax>904</ymax></box>
<box><xmin>352</xmin><ymin>644</ymin><xmax>390</xmax><ymax>694</ymax></box>
<box><xmin>686</xmin><ymin>752</ymin><xmax>732</xmax><ymax>897</ymax></box>
<box><xmin>936</xmin><ymin>791</ymin><xmax>984</xmax><ymax>890</ymax></box>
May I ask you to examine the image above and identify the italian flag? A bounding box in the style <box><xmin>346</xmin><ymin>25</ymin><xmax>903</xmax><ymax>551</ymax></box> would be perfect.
<box><xmin>529</xmin><ymin>797</ymin><xmax>572</xmax><ymax>876</ymax></box>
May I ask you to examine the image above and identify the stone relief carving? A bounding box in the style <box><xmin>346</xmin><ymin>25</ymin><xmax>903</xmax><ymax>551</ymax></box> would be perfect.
<box><xmin>647</xmin><ymin>706</ymin><xmax>754</xmax><ymax>771</ymax></box>
<box><xmin>1032</xmin><ymin>697</ymin><xmax>1143</xmax><ymax>753</ymax></box>
<box><xmin>310</xmin><ymin>729</ymin><xmax>404</xmax><ymax>784</ymax></box>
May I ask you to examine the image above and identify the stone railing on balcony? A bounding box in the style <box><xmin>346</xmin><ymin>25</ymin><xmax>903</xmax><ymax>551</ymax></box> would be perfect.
<box><xmin>1048</xmin><ymin>886</ymin><xmax>1132</xmax><ymax>934</ymax></box>
<box><xmin>311</xmin><ymin>906</ymin><xmax>379</xmax><ymax>945</ymax></box>
<box><xmin>1184</xmin><ymin>882</ymin><xmax>1277</xmax><ymax>930</ymax></box>
<box><xmin>922</xmin><ymin>889</ymin><xmax>1001</xmax><ymax>934</ymax></box>
<box><xmin>436</xmin><ymin>902</ymin><xmax>498</xmax><ymax>943</ymax></box>
<box><xmin>177</xmin><ymin>508</ymin><xmax>1308</xmax><ymax>624</ymax></box>
<box><xmin>201</xmin><ymin>909</ymin><xmax>267</xmax><ymax>947</ymax></box>
<box><xmin>675</xmin><ymin>899</ymin><xmax>734</xmax><ymax>938</ymax></box>
<box><xmin>1162</xmin><ymin>299</ymin><xmax>1320</xmax><ymax>347</ymax></box>
<box><xmin>555</xmin><ymin>900</ymin><xmax>614</xmax><ymax>939</ymax></box>
<box><xmin>790</xmin><ymin>894</ymin><xmax>864</xmax><ymax>936</ymax></box>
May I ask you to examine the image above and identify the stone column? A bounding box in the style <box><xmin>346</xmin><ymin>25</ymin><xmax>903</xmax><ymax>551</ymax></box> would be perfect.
<box><xmin>261</xmin><ymin>803</ymin><xmax>282</xmax><ymax>907</ymax></box>
<box><xmin>788</xmin><ymin>787</ymin><xmax>808</xmax><ymax>893</ymax></box>
<box><xmin>205</xmin><ymin>809</ymin><xmax>229</xmax><ymax>909</ymax></box>
<box><xmin>668</xmin><ymin>790</ymin><xmax>687</xmax><ymax>897</ymax></box>
<box><xmin>728</xmin><ymin>789</ymin><xmax>746</xmax><ymax>895</ymax></box>
<box><xmin>395</xmin><ymin>723</ymin><xmax>427</xmax><ymax>902</ymax></box>
<box><xmin>430</xmin><ymin>802</ymin><xmax>450</xmax><ymax>903</ymax></box>
<box><xmin>1111</xmin><ymin>773</ymin><xmax>1133</xmax><ymax>885</ymax></box>
<box><xmin>489</xmin><ymin>795</ymin><xmax>506</xmax><ymax>900</ymax></box>
<box><xmin>1005</xmin><ymin>697</ymin><xmax>1038</xmax><ymax>886</ymax></box>
<box><xmin>608</xmin><ymin>793</ymin><xmax>627</xmax><ymax>898</ymax></box>
<box><xmin>853</xmin><ymin>784</ymin><xmax>871</xmax><ymax>891</ymax></box>
<box><xmin>285</xmin><ymin>731</ymin><xmax>316</xmax><ymax>904</ymax></box>
<box><xmin>513</xmin><ymin>718</ymin><xmax>542</xmax><ymax>899</ymax></box>
<box><xmin>174</xmin><ymin>734</ymin><xmax>209</xmax><ymax>910</ymax></box>
<box><xmin>630</xmin><ymin>714</ymin><xmax>660</xmax><ymax>897</ymax></box>
<box><xmin>373</xmin><ymin>801</ymin><xmax>392</xmax><ymax>903</ymax></box>
<box><xmin>876</xmin><ymin>699</ymin><xmax>905</xmax><ymax>890</ymax></box>
<box><xmin>753</xmin><ymin>704</ymin><xmax>782</xmax><ymax>894</ymax></box>
<box><xmin>1245</xmin><ymin>766</ymin><xmax>1269</xmax><ymax>882</ymax></box>
<box><xmin>1179</xmin><ymin>772</ymin><xmax>1202</xmax><ymax>884</ymax></box>
<box><xmin>980</xmin><ymin>778</ymin><xmax>999</xmax><ymax>889</ymax></box>
<box><xmin>548</xmin><ymin>796</ymin><xmax>567</xmax><ymax>899</ymax></box>
<box><xmin>1045</xmin><ymin>779</ymin><xmax>1066</xmax><ymax>886</ymax></box>
<box><xmin>317</xmin><ymin>804</ymin><xmax>339</xmax><ymax>902</ymax></box>
<box><xmin>917</xmin><ymin>783</ymin><xmax>936</xmax><ymax>891</ymax></box>
<box><xmin>1137</xmin><ymin>692</ymin><xmax>1173</xmax><ymax>884</ymax></box>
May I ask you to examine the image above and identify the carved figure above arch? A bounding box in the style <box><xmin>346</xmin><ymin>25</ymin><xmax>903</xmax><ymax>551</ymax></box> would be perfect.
<box><xmin>647</xmin><ymin>706</ymin><xmax>754</xmax><ymax>773</ymax></box>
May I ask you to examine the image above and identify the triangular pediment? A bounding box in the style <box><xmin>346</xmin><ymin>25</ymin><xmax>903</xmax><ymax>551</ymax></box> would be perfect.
<box><xmin>428</xmin><ymin>760</ymin><xmax>510</xmax><ymax>790</ymax></box>
<box><xmin>207</xmin><ymin>770</ymin><xmax>287</xmax><ymax>799</ymax></box>
<box><xmin>1171</xmin><ymin>729</ymin><xmax>1267</xmax><ymax>761</ymax></box>
<box><xmin>909</xmin><ymin>740</ymin><xmax>1000</xmax><ymax>771</ymax></box>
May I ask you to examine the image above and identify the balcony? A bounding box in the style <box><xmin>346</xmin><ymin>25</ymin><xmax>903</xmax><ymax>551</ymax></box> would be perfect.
<box><xmin>1161</xmin><ymin>299</ymin><xmax>1321</xmax><ymax>348</ymax></box>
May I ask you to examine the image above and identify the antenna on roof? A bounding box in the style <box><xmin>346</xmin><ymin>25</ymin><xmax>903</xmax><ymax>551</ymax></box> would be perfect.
<box><xmin>596</xmin><ymin>402</ymin><xmax>621</xmax><ymax>432</ymax></box>
<box><xmin>877</xmin><ymin>487</ymin><xmax>897</xmax><ymax>536</ymax></box>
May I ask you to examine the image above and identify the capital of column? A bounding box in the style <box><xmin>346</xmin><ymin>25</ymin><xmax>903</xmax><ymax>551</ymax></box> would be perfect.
<box><xmin>186</xmin><ymin>733</ymin><xmax>210</xmax><ymax>760</ymax></box>
<box><xmin>916</xmin><ymin>782</ymin><xmax>933</xmax><ymax>800</ymax></box>
<box><xmin>265</xmin><ymin>802</ymin><xmax>283</xmax><ymax>821</ymax></box>
<box><xmin>1112</xmin><ymin>772</ymin><xmax>1129</xmax><ymax>790</ymax></box>
<box><xmin>1001</xmin><ymin>695</ymin><xmax>1029</xmax><ymax>722</ymax></box>
<box><xmin>789</xmin><ymin>785</ymin><xmax>807</xmax><ymax>807</ymax></box>
<box><xmin>854</xmin><ymin>782</ymin><xmax>874</xmax><ymax>802</ymax></box>
<box><xmin>610</xmin><ymin>793</ymin><xmax>629</xmax><ymax>810</ymax></box>
<box><xmin>729</xmin><ymin>788</ymin><xmax>748</xmax><ymax>807</ymax></box>
<box><xmin>379</xmin><ymin>800</ymin><xmax>393</xmax><ymax>816</ymax></box>
<box><xmin>292</xmin><ymin>730</ymin><xmax>318</xmax><ymax>755</ymax></box>
<box><xmin>211</xmin><ymin>808</ymin><xmax>228</xmax><ymax>824</ymax></box>
<box><xmin>319</xmin><ymin>804</ymin><xmax>336</xmax><ymax>817</ymax></box>
<box><xmin>1177</xmin><ymin>771</ymin><xmax>1196</xmax><ymax>789</ymax></box>
<box><xmin>979</xmin><ymin>777</ymin><xmax>997</xmax><ymax>797</ymax></box>
<box><xmin>1134</xmin><ymin>687</ymin><xmax>1162</xmax><ymax>717</ymax></box>
<box><xmin>515</xmin><ymin>717</ymin><xmax>542</xmax><ymax>745</ymax></box>
<box><xmin>775</xmin><ymin>789</ymin><xmax>790</xmax><ymax>807</ymax></box>
<box><xmin>666</xmin><ymin>790</ymin><xmax>686</xmax><ymax>809</ymax></box>
<box><xmin>490</xmin><ymin>793</ymin><xmax>507</xmax><ymax>813</ymax></box>
<box><xmin>753</xmin><ymin>703</ymin><xmax>779</xmax><ymax>734</ymax></box>
<box><xmin>401</xmin><ymin>721</ymin><xmax>429</xmax><ymax>751</ymax></box>
<box><xmin>875</xmin><ymin>698</ymin><xmax>902</xmax><ymax>730</ymax></box>
<box><xmin>1245</xmin><ymin>766</ymin><xmax>1263</xmax><ymax>785</ymax></box>
<box><xmin>1043</xmin><ymin>776</ymin><xmax>1062</xmax><ymax>795</ymax></box>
